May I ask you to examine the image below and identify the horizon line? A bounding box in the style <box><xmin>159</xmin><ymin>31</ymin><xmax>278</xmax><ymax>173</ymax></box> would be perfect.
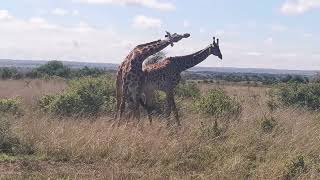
<box><xmin>0</xmin><ymin>58</ymin><xmax>319</xmax><ymax>72</ymax></box>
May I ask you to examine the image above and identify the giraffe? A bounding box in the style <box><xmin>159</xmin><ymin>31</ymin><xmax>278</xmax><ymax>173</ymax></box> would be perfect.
<box><xmin>141</xmin><ymin>37</ymin><xmax>223</xmax><ymax>126</ymax></box>
<box><xmin>115</xmin><ymin>32</ymin><xmax>190</xmax><ymax>125</ymax></box>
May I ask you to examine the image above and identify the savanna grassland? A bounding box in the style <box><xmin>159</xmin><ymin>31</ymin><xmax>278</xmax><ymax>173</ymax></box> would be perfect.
<box><xmin>0</xmin><ymin>78</ymin><xmax>320</xmax><ymax>180</ymax></box>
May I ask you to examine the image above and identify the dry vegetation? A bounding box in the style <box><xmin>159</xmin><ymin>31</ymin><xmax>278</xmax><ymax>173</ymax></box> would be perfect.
<box><xmin>0</xmin><ymin>79</ymin><xmax>320</xmax><ymax>179</ymax></box>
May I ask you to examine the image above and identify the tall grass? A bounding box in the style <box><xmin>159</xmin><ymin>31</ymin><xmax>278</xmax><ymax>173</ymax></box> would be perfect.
<box><xmin>0</xmin><ymin>80</ymin><xmax>319</xmax><ymax>179</ymax></box>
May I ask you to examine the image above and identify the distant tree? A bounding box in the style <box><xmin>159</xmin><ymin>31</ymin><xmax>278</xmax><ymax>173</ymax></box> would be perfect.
<box><xmin>28</xmin><ymin>60</ymin><xmax>71</xmax><ymax>78</ymax></box>
<box><xmin>74</xmin><ymin>66</ymin><xmax>105</xmax><ymax>77</ymax></box>
<box><xmin>143</xmin><ymin>51</ymin><xmax>166</xmax><ymax>69</ymax></box>
<box><xmin>288</xmin><ymin>75</ymin><xmax>308</xmax><ymax>84</ymax></box>
<box><xmin>311</xmin><ymin>73</ymin><xmax>320</xmax><ymax>83</ymax></box>
<box><xmin>0</xmin><ymin>67</ymin><xmax>21</xmax><ymax>79</ymax></box>
<box><xmin>281</xmin><ymin>75</ymin><xmax>293</xmax><ymax>83</ymax></box>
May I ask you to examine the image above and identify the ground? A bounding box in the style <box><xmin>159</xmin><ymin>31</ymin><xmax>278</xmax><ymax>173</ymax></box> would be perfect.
<box><xmin>0</xmin><ymin>79</ymin><xmax>319</xmax><ymax>180</ymax></box>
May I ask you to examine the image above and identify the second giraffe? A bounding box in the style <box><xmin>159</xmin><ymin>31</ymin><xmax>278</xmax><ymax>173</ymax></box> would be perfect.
<box><xmin>142</xmin><ymin>37</ymin><xmax>223</xmax><ymax>126</ymax></box>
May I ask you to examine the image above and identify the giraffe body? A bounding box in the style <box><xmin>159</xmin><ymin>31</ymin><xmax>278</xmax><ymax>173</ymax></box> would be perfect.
<box><xmin>115</xmin><ymin>33</ymin><xmax>190</xmax><ymax>125</ymax></box>
<box><xmin>142</xmin><ymin>38</ymin><xmax>222</xmax><ymax>125</ymax></box>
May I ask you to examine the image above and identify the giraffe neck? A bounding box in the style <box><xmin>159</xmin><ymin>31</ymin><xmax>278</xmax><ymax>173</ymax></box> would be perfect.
<box><xmin>172</xmin><ymin>46</ymin><xmax>212</xmax><ymax>72</ymax></box>
<box><xmin>137</xmin><ymin>39</ymin><xmax>171</xmax><ymax>59</ymax></box>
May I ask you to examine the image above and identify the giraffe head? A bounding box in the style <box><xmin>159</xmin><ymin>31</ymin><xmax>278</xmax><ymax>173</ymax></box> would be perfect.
<box><xmin>210</xmin><ymin>37</ymin><xmax>223</xmax><ymax>59</ymax></box>
<box><xmin>165</xmin><ymin>31</ymin><xmax>190</xmax><ymax>46</ymax></box>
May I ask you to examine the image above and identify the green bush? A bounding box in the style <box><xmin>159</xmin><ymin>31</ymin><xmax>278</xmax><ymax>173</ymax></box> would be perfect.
<box><xmin>0</xmin><ymin>68</ymin><xmax>23</xmax><ymax>79</ymax></box>
<box><xmin>27</xmin><ymin>60</ymin><xmax>71</xmax><ymax>78</ymax></box>
<box><xmin>193</xmin><ymin>89</ymin><xmax>241</xmax><ymax>118</ymax></box>
<box><xmin>266</xmin><ymin>90</ymin><xmax>280</xmax><ymax>112</ymax></box>
<box><xmin>175</xmin><ymin>82</ymin><xmax>200</xmax><ymax>98</ymax></box>
<box><xmin>0</xmin><ymin>116</ymin><xmax>33</xmax><ymax>155</ymax></box>
<box><xmin>274</xmin><ymin>83</ymin><xmax>320</xmax><ymax>110</ymax></box>
<box><xmin>73</xmin><ymin>66</ymin><xmax>105</xmax><ymax>78</ymax></box>
<box><xmin>0</xmin><ymin>98</ymin><xmax>23</xmax><ymax>116</ymax></box>
<box><xmin>39</xmin><ymin>76</ymin><xmax>115</xmax><ymax>117</ymax></box>
<box><xmin>284</xmin><ymin>155</ymin><xmax>306</xmax><ymax>179</ymax></box>
<box><xmin>143</xmin><ymin>51</ymin><xmax>166</xmax><ymax>67</ymax></box>
<box><xmin>0</xmin><ymin>116</ymin><xmax>18</xmax><ymax>154</ymax></box>
<box><xmin>260</xmin><ymin>116</ymin><xmax>277</xmax><ymax>133</ymax></box>
<box><xmin>311</xmin><ymin>73</ymin><xmax>320</xmax><ymax>83</ymax></box>
<box><xmin>198</xmin><ymin>120</ymin><xmax>221</xmax><ymax>139</ymax></box>
<box><xmin>38</xmin><ymin>95</ymin><xmax>56</xmax><ymax>112</ymax></box>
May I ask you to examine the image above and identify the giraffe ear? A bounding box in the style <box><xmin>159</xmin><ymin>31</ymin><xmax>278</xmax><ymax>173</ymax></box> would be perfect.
<box><xmin>165</xmin><ymin>31</ymin><xmax>170</xmax><ymax>37</ymax></box>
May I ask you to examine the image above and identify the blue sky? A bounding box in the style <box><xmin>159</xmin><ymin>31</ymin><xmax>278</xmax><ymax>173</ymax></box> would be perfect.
<box><xmin>0</xmin><ymin>0</ymin><xmax>319</xmax><ymax>70</ymax></box>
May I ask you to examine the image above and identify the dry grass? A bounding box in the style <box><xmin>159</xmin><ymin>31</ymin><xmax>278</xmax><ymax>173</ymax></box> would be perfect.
<box><xmin>0</xmin><ymin>80</ymin><xmax>320</xmax><ymax>179</ymax></box>
<box><xmin>0</xmin><ymin>79</ymin><xmax>67</xmax><ymax>105</ymax></box>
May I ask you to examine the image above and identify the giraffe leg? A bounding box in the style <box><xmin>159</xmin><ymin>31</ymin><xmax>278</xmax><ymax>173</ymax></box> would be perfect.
<box><xmin>114</xmin><ymin>70</ymin><xmax>123</xmax><ymax>120</ymax></box>
<box><xmin>141</xmin><ymin>88</ymin><xmax>154</xmax><ymax>124</ymax></box>
<box><xmin>114</xmin><ymin>89</ymin><xmax>122</xmax><ymax>120</ymax></box>
<box><xmin>164</xmin><ymin>92</ymin><xmax>173</xmax><ymax>125</ymax></box>
<box><xmin>166</xmin><ymin>92</ymin><xmax>181</xmax><ymax>126</ymax></box>
<box><xmin>132</xmin><ymin>94</ymin><xmax>141</xmax><ymax>122</ymax></box>
<box><xmin>117</xmin><ymin>96</ymin><xmax>126</xmax><ymax>127</ymax></box>
<box><xmin>139</xmin><ymin>97</ymin><xmax>153</xmax><ymax>124</ymax></box>
<box><xmin>132</xmin><ymin>84</ymin><xmax>144</xmax><ymax>123</ymax></box>
<box><xmin>171</xmin><ymin>98</ymin><xmax>181</xmax><ymax>126</ymax></box>
<box><xmin>126</xmin><ymin>97</ymin><xmax>136</xmax><ymax>125</ymax></box>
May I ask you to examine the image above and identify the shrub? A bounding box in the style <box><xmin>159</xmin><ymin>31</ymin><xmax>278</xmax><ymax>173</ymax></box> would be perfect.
<box><xmin>73</xmin><ymin>66</ymin><xmax>105</xmax><ymax>78</ymax></box>
<box><xmin>274</xmin><ymin>83</ymin><xmax>320</xmax><ymax>110</ymax></box>
<box><xmin>38</xmin><ymin>95</ymin><xmax>56</xmax><ymax>112</ymax></box>
<box><xmin>39</xmin><ymin>76</ymin><xmax>115</xmax><ymax>117</ymax></box>
<box><xmin>193</xmin><ymin>89</ymin><xmax>241</xmax><ymax>118</ymax></box>
<box><xmin>28</xmin><ymin>60</ymin><xmax>71</xmax><ymax>78</ymax></box>
<box><xmin>147</xmin><ymin>91</ymin><xmax>167</xmax><ymax>114</ymax></box>
<box><xmin>284</xmin><ymin>155</ymin><xmax>306</xmax><ymax>179</ymax></box>
<box><xmin>198</xmin><ymin>120</ymin><xmax>221</xmax><ymax>139</ymax></box>
<box><xmin>0</xmin><ymin>116</ymin><xmax>33</xmax><ymax>155</ymax></box>
<box><xmin>143</xmin><ymin>51</ymin><xmax>166</xmax><ymax>67</ymax></box>
<box><xmin>0</xmin><ymin>116</ymin><xmax>18</xmax><ymax>154</ymax></box>
<box><xmin>175</xmin><ymin>82</ymin><xmax>200</xmax><ymax>98</ymax></box>
<box><xmin>260</xmin><ymin>116</ymin><xmax>277</xmax><ymax>133</ymax></box>
<box><xmin>0</xmin><ymin>98</ymin><xmax>23</xmax><ymax>116</ymax></box>
<box><xmin>311</xmin><ymin>73</ymin><xmax>320</xmax><ymax>83</ymax></box>
<box><xmin>0</xmin><ymin>68</ymin><xmax>22</xmax><ymax>79</ymax></box>
<box><xmin>266</xmin><ymin>90</ymin><xmax>279</xmax><ymax>112</ymax></box>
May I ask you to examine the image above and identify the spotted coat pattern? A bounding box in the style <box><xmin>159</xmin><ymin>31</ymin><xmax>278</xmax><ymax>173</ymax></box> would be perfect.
<box><xmin>142</xmin><ymin>40</ymin><xmax>223</xmax><ymax>125</ymax></box>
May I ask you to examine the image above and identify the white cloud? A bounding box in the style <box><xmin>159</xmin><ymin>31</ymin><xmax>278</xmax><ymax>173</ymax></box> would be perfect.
<box><xmin>51</xmin><ymin>8</ymin><xmax>79</xmax><ymax>16</ymax></box>
<box><xmin>52</xmin><ymin>8</ymin><xmax>68</xmax><ymax>16</ymax></box>
<box><xmin>264</xmin><ymin>37</ymin><xmax>273</xmax><ymax>45</ymax></box>
<box><xmin>271</xmin><ymin>24</ymin><xmax>288</xmax><ymax>32</ymax></box>
<box><xmin>199</xmin><ymin>27</ymin><xmax>206</xmax><ymax>33</ymax></box>
<box><xmin>272</xmin><ymin>53</ymin><xmax>298</xmax><ymax>58</ymax></box>
<box><xmin>312</xmin><ymin>54</ymin><xmax>320</xmax><ymax>58</ymax></box>
<box><xmin>0</xmin><ymin>10</ymin><xmax>143</xmax><ymax>63</ymax></box>
<box><xmin>73</xmin><ymin>21</ymin><xmax>95</xmax><ymax>32</ymax></box>
<box><xmin>28</xmin><ymin>17</ymin><xmax>60</xmax><ymax>30</ymax></box>
<box><xmin>215</xmin><ymin>30</ymin><xmax>225</xmax><ymax>36</ymax></box>
<box><xmin>247</xmin><ymin>21</ymin><xmax>257</xmax><ymax>28</ymax></box>
<box><xmin>303</xmin><ymin>33</ymin><xmax>313</xmax><ymax>37</ymax></box>
<box><xmin>246</xmin><ymin>52</ymin><xmax>263</xmax><ymax>56</ymax></box>
<box><xmin>0</xmin><ymin>10</ymin><xmax>13</xmax><ymax>21</ymax></box>
<box><xmin>72</xmin><ymin>10</ymin><xmax>80</xmax><ymax>16</ymax></box>
<box><xmin>183</xmin><ymin>20</ymin><xmax>190</xmax><ymax>28</ymax></box>
<box><xmin>281</xmin><ymin>0</ymin><xmax>320</xmax><ymax>15</ymax></box>
<box><xmin>132</xmin><ymin>15</ymin><xmax>162</xmax><ymax>29</ymax></box>
<box><xmin>72</xmin><ymin>0</ymin><xmax>175</xmax><ymax>11</ymax></box>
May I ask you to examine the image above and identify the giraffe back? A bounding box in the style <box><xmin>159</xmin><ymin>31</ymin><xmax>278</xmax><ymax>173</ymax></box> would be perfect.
<box><xmin>143</xmin><ymin>58</ymin><xmax>181</xmax><ymax>92</ymax></box>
